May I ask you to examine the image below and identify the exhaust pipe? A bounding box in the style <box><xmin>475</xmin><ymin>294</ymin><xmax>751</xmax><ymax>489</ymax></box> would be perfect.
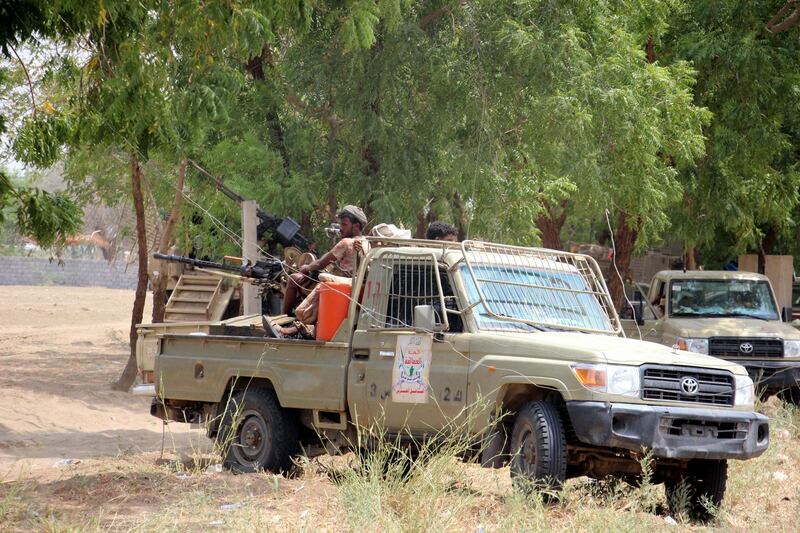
<box><xmin>132</xmin><ymin>384</ymin><xmax>156</xmax><ymax>397</ymax></box>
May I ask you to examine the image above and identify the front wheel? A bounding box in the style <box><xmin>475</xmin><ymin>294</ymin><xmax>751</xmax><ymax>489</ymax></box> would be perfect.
<box><xmin>509</xmin><ymin>400</ymin><xmax>567</xmax><ymax>497</ymax></box>
<box><xmin>665</xmin><ymin>459</ymin><xmax>728</xmax><ymax>521</ymax></box>
<box><xmin>216</xmin><ymin>387</ymin><xmax>298</xmax><ymax>473</ymax></box>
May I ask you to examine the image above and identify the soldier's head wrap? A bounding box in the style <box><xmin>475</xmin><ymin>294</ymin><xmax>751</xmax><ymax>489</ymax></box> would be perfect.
<box><xmin>337</xmin><ymin>205</ymin><xmax>368</xmax><ymax>228</ymax></box>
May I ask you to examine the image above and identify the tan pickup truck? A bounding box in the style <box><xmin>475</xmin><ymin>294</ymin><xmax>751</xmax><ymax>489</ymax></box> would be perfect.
<box><xmin>137</xmin><ymin>240</ymin><xmax>768</xmax><ymax>518</ymax></box>
<box><xmin>622</xmin><ymin>270</ymin><xmax>800</xmax><ymax>403</ymax></box>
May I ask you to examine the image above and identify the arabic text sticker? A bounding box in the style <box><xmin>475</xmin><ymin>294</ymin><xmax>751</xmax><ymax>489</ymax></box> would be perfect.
<box><xmin>392</xmin><ymin>334</ymin><xmax>433</xmax><ymax>404</ymax></box>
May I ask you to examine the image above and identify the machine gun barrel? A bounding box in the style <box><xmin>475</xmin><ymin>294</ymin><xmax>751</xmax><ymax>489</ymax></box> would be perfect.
<box><xmin>186</xmin><ymin>160</ymin><xmax>246</xmax><ymax>205</ymax></box>
<box><xmin>153</xmin><ymin>253</ymin><xmax>283</xmax><ymax>281</ymax></box>
<box><xmin>186</xmin><ymin>159</ymin><xmax>309</xmax><ymax>251</ymax></box>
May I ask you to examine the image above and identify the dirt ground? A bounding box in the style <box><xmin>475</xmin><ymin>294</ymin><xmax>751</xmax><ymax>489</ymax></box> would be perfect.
<box><xmin>0</xmin><ymin>285</ymin><xmax>206</xmax><ymax>479</ymax></box>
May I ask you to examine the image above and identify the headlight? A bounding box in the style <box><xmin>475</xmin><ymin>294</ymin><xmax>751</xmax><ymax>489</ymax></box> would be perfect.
<box><xmin>571</xmin><ymin>363</ymin><xmax>640</xmax><ymax>398</ymax></box>
<box><xmin>734</xmin><ymin>375</ymin><xmax>755</xmax><ymax>407</ymax></box>
<box><xmin>674</xmin><ymin>337</ymin><xmax>709</xmax><ymax>354</ymax></box>
<box><xmin>784</xmin><ymin>340</ymin><xmax>800</xmax><ymax>358</ymax></box>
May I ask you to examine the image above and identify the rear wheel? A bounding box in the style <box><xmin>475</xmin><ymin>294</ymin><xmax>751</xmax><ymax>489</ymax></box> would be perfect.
<box><xmin>509</xmin><ymin>401</ymin><xmax>567</xmax><ymax>497</ymax></box>
<box><xmin>665</xmin><ymin>459</ymin><xmax>727</xmax><ymax>521</ymax></box>
<box><xmin>217</xmin><ymin>387</ymin><xmax>298</xmax><ymax>473</ymax></box>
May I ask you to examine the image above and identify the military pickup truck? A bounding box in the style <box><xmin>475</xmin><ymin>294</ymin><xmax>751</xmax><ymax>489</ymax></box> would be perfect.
<box><xmin>136</xmin><ymin>239</ymin><xmax>768</xmax><ymax>517</ymax></box>
<box><xmin>622</xmin><ymin>270</ymin><xmax>800</xmax><ymax>404</ymax></box>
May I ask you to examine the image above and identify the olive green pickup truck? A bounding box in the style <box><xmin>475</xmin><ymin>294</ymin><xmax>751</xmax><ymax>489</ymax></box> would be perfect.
<box><xmin>136</xmin><ymin>240</ymin><xmax>768</xmax><ymax>517</ymax></box>
<box><xmin>622</xmin><ymin>270</ymin><xmax>800</xmax><ymax>403</ymax></box>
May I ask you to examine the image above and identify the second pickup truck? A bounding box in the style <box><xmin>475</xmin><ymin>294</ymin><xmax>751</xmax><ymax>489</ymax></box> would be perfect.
<box><xmin>623</xmin><ymin>270</ymin><xmax>800</xmax><ymax>403</ymax></box>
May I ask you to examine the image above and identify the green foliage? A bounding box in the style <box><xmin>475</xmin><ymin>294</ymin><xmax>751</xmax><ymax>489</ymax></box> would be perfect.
<box><xmin>664</xmin><ymin>0</ymin><xmax>800</xmax><ymax>256</ymax></box>
<box><xmin>3</xmin><ymin>0</ymin><xmax>799</xmax><ymax>265</ymax></box>
<box><xmin>13</xmin><ymin>111</ymin><xmax>71</xmax><ymax>167</ymax></box>
<box><xmin>0</xmin><ymin>170</ymin><xmax>83</xmax><ymax>251</ymax></box>
<box><xmin>14</xmin><ymin>187</ymin><xmax>83</xmax><ymax>249</ymax></box>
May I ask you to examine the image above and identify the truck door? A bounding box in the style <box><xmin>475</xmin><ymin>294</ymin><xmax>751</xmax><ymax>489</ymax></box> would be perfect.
<box><xmin>348</xmin><ymin>250</ymin><xmax>469</xmax><ymax>436</ymax></box>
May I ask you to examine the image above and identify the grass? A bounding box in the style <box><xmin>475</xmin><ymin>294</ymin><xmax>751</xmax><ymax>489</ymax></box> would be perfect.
<box><xmin>1</xmin><ymin>398</ymin><xmax>798</xmax><ymax>532</ymax></box>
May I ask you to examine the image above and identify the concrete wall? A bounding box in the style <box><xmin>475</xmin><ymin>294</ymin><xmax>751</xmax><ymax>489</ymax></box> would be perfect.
<box><xmin>0</xmin><ymin>256</ymin><xmax>138</xmax><ymax>289</ymax></box>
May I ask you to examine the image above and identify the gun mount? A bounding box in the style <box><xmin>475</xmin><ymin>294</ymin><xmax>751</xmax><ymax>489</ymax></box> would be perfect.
<box><xmin>187</xmin><ymin>160</ymin><xmax>309</xmax><ymax>251</ymax></box>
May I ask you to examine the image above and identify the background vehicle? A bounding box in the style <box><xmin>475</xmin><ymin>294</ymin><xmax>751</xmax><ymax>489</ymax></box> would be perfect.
<box><xmin>623</xmin><ymin>270</ymin><xmax>800</xmax><ymax>403</ymax></box>
<box><xmin>138</xmin><ymin>240</ymin><xmax>768</xmax><ymax>518</ymax></box>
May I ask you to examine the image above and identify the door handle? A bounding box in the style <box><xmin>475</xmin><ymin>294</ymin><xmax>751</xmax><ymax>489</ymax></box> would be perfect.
<box><xmin>352</xmin><ymin>349</ymin><xmax>370</xmax><ymax>360</ymax></box>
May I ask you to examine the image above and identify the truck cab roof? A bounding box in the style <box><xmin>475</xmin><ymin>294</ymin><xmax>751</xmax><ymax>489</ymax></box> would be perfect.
<box><xmin>654</xmin><ymin>270</ymin><xmax>769</xmax><ymax>282</ymax></box>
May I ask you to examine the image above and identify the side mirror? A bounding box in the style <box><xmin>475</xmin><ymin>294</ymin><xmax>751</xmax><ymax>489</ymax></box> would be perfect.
<box><xmin>781</xmin><ymin>306</ymin><xmax>793</xmax><ymax>323</ymax></box>
<box><xmin>413</xmin><ymin>305</ymin><xmax>442</xmax><ymax>333</ymax></box>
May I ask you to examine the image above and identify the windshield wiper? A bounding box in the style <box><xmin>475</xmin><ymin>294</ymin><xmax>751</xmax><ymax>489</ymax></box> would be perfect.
<box><xmin>672</xmin><ymin>312</ymin><xmax>772</xmax><ymax>320</ymax></box>
<box><xmin>724</xmin><ymin>313</ymin><xmax>772</xmax><ymax>321</ymax></box>
<box><xmin>491</xmin><ymin>312</ymin><xmax>551</xmax><ymax>332</ymax></box>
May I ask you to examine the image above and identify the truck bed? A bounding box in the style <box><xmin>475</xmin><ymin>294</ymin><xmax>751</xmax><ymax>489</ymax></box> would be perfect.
<box><xmin>156</xmin><ymin>331</ymin><xmax>350</xmax><ymax>412</ymax></box>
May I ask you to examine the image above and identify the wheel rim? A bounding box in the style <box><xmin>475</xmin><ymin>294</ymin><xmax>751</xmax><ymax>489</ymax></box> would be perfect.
<box><xmin>516</xmin><ymin>425</ymin><xmax>536</xmax><ymax>475</ymax></box>
<box><xmin>233</xmin><ymin>409</ymin><xmax>271</xmax><ymax>465</ymax></box>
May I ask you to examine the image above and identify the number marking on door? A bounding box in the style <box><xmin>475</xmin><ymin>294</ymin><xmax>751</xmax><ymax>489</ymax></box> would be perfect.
<box><xmin>442</xmin><ymin>388</ymin><xmax>463</xmax><ymax>402</ymax></box>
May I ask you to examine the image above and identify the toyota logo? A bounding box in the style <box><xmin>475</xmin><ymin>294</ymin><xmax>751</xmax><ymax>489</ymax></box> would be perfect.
<box><xmin>680</xmin><ymin>377</ymin><xmax>699</xmax><ymax>395</ymax></box>
<box><xmin>739</xmin><ymin>342</ymin><xmax>754</xmax><ymax>354</ymax></box>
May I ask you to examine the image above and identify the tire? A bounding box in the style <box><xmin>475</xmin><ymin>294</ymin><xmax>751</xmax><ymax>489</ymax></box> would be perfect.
<box><xmin>216</xmin><ymin>387</ymin><xmax>298</xmax><ymax>473</ymax></box>
<box><xmin>665</xmin><ymin>459</ymin><xmax>728</xmax><ymax>521</ymax></box>
<box><xmin>358</xmin><ymin>444</ymin><xmax>414</xmax><ymax>481</ymax></box>
<box><xmin>509</xmin><ymin>400</ymin><xmax>567</xmax><ymax>497</ymax></box>
<box><xmin>778</xmin><ymin>387</ymin><xmax>800</xmax><ymax>405</ymax></box>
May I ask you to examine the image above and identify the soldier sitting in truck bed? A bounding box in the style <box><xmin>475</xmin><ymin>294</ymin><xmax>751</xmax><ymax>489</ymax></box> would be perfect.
<box><xmin>267</xmin><ymin>205</ymin><xmax>369</xmax><ymax>338</ymax></box>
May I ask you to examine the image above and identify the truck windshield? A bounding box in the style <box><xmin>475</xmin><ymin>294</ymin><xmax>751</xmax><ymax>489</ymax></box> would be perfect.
<box><xmin>669</xmin><ymin>279</ymin><xmax>779</xmax><ymax>320</ymax></box>
<box><xmin>460</xmin><ymin>264</ymin><xmax>615</xmax><ymax>333</ymax></box>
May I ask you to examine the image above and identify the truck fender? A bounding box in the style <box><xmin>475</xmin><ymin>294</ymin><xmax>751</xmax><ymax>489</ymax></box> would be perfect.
<box><xmin>496</xmin><ymin>377</ymin><xmax>573</xmax><ymax>409</ymax></box>
<box><xmin>218</xmin><ymin>372</ymin><xmax>285</xmax><ymax>408</ymax></box>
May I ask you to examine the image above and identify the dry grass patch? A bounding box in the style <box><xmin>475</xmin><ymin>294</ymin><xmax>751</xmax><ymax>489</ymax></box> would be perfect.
<box><xmin>1</xmin><ymin>401</ymin><xmax>799</xmax><ymax>532</ymax></box>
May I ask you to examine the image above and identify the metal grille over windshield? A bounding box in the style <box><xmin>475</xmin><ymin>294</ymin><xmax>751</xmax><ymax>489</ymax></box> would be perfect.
<box><xmin>460</xmin><ymin>240</ymin><xmax>621</xmax><ymax>334</ymax></box>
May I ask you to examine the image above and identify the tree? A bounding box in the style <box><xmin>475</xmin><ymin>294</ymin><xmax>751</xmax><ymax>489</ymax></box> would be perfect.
<box><xmin>0</xmin><ymin>4</ymin><xmax>84</xmax><ymax>256</ymax></box>
<box><xmin>8</xmin><ymin>0</ymin><xmax>399</xmax><ymax>390</ymax></box>
<box><xmin>665</xmin><ymin>1</ymin><xmax>800</xmax><ymax>268</ymax></box>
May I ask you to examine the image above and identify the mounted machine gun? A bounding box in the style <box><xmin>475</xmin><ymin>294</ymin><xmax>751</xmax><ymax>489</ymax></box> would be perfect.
<box><xmin>187</xmin><ymin>159</ymin><xmax>309</xmax><ymax>252</ymax></box>
<box><xmin>154</xmin><ymin>253</ymin><xmax>291</xmax><ymax>318</ymax></box>
<box><xmin>153</xmin><ymin>253</ymin><xmax>284</xmax><ymax>285</ymax></box>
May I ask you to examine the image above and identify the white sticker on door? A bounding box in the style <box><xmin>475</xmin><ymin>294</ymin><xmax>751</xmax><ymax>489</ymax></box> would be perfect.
<box><xmin>392</xmin><ymin>334</ymin><xmax>433</xmax><ymax>403</ymax></box>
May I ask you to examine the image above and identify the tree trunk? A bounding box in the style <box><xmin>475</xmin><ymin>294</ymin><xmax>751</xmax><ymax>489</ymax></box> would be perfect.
<box><xmin>415</xmin><ymin>208</ymin><xmax>427</xmax><ymax>239</ymax></box>
<box><xmin>606</xmin><ymin>36</ymin><xmax>652</xmax><ymax>308</ymax></box>
<box><xmin>152</xmin><ymin>160</ymin><xmax>186</xmax><ymax>323</ymax></box>
<box><xmin>246</xmin><ymin>47</ymin><xmax>290</xmax><ymax>175</ymax></box>
<box><xmin>645</xmin><ymin>35</ymin><xmax>656</xmax><ymax>63</ymax></box>
<box><xmin>686</xmin><ymin>244</ymin><xmax>697</xmax><ymax>270</ymax></box>
<box><xmin>606</xmin><ymin>212</ymin><xmax>639</xmax><ymax>312</ymax></box>
<box><xmin>414</xmin><ymin>198</ymin><xmax>436</xmax><ymax>239</ymax></box>
<box><xmin>767</xmin><ymin>1</ymin><xmax>800</xmax><ymax>33</ymax></box>
<box><xmin>761</xmin><ymin>225</ymin><xmax>779</xmax><ymax>255</ymax></box>
<box><xmin>757</xmin><ymin>225</ymin><xmax>780</xmax><ymax>274</ymax></box>
<box><xmin>535</xmin><ymin>200</ymin><xmax>568</xmax><ymax>250</ymax></box>
<box><xmin>452</xmin><ymin>192</ymin><xmax>468</xmax><ymax>241</ymax></box>
<box><xmin>113</xmin><ymin>154</ymin><xmax>149</xmax><ymax>391</ymax></box>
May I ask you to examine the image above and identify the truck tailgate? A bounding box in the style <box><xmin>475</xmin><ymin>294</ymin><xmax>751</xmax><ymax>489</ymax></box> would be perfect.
<box><xmin>156</xmin><ymin>334</ymin><xmax>350</xmax><ymax>412</ymax></box>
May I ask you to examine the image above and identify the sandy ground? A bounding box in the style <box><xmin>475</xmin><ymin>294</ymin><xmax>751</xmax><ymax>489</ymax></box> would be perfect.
<box><xmin>0</xmin><ymin>285</ymin><xmax>206</xmax><ymax>480</ymax></box>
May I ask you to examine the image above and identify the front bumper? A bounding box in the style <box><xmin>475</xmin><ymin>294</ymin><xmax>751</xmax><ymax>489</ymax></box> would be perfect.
<box><xmin>566</xmin><ymin>401</ymin><xmax>769</xmax><ymax>460</ymax></box>
<box><xmin>737</xmin><ymin>359</ymin><xmax>800</xmax><ymax>391</ymax></box>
